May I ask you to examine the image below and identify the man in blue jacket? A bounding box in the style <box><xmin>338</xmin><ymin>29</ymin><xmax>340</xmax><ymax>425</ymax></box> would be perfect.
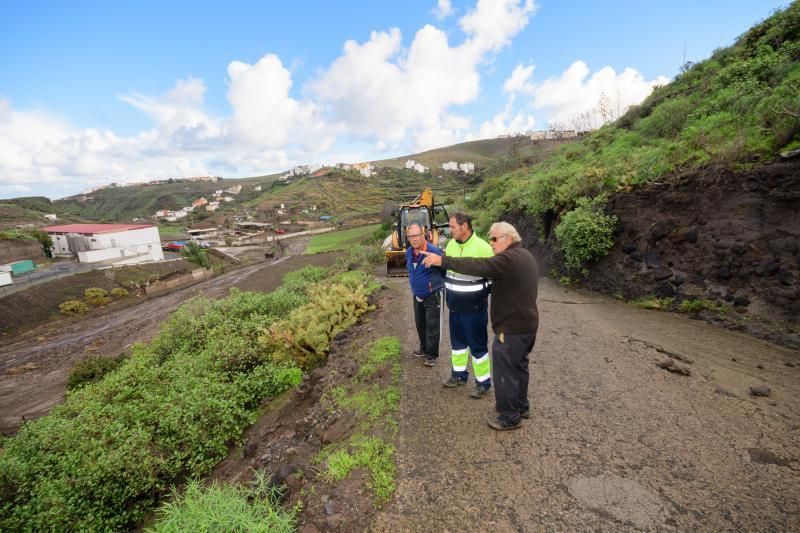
<box><xmin>406</xmin><ymin>222</ymin><xmax>445</xmax><ymax>367</ymax></box>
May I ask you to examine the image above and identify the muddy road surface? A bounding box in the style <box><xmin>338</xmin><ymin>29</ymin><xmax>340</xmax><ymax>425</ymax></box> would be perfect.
<box><xmin>0</xmin><ymin>239</ymin><xmax>340</xmax><ymax>434</ymax></box>
<box><xmin>372</xmin><ymin>277</ymin><xmax>800</xmax><ymax>532</ymax></box>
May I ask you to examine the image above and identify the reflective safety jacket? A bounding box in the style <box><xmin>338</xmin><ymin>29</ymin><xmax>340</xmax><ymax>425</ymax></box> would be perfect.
<box><xmin>444</xmin><ymin>232</ymin><xmax>493</xmax><ymax>313</ymax></box>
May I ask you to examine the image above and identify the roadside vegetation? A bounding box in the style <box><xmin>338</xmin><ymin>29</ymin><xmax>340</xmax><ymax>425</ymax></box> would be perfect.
<box><xmin>304</xmin><ymin>224</ymin><xmax>382</xmax><ymax>254</ymax></box>
<box><xmin>0</xmin><ymin>253</ymin><xmax>380</xmax><ymax>530</ymax></box>
<box><xmin>470</xmin><ymin>3</ymin><xmax>800</xmax><ymax>272</ymax></box>
<box><xmin>316</xmin><ymin>336</ymin><xmax>402</xmax><ymax>505</ymax></box>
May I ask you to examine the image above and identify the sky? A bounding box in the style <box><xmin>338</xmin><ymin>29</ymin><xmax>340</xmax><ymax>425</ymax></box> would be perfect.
<box><xmin>0</xmin><ymin>0</ymin><xmax>790</xmax><ymax>200</ymax></box>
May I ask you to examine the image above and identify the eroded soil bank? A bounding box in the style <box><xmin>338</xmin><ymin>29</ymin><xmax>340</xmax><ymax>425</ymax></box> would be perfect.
<box><xmin>511</xmin><ymin>158</ymin><xmax>800</xmax><ymax>349</ymax></box>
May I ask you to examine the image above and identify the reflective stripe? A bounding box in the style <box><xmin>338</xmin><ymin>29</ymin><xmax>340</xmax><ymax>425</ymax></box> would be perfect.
<box><xmin>473</xmin><ymin>353</ymin><xmax>491</xmax><ymax>383</ymax></box>
<box><xmin>452</xmin><ymin>349</ymin><xmax>469</xmax><ymax>372</ymax></box>
<box><xmin>446</xmin><ymin>271</ymin><xmax>484</xmax><ymax>282</ymax></box>
<box><xmin>446</xmin><ymin>282</ymin><xmax>485</xmax><ymax>293</ymax></box>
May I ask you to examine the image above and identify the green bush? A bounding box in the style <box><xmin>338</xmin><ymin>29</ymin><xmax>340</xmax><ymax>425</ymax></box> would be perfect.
<box><xmin>554</xmin><ymin>196</ymin><xmax>618</xmax><ymax>270</ymax></box>
<box><xmin>84</xmin><ymin>287</ymin><xmax>112</xmax><ymax>306</ymax></box>
<box><xmin>67</xmin><ymin>355</ymin><xmax>123</xmax><ymax>391</ymax></box>
<box><xmin>150</xmin><ymin>474</ymin><xmax>297</xmax><ymax>532</ymax></box>
<box><xmin>181</xmin><ymin>241</ymin><xmax>209</xmax><ymax>268</ymax></box>
<box><xmin>59</xmin><ymin>300</ymin><xmax>89</xmax><ymax>315</ymax></box>
<box><xmin>110</xmin><ymin>287</ymin><xmax>129</xmax><ymax>298</ymax></box>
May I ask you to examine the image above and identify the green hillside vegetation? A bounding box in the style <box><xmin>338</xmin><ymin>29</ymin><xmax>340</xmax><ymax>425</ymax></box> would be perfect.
<box><xmin>470</xmin><ymin>3</ymin><xmax>800</xmax><ymax>269</ymax></box>
<box><xmin>305</xmin><ymin>224</ymin><xmax>382</xmax><ymax>254</ymax></box>
<box><xmin>0</xmin><ymin>197</ymin><xmax>79</xmax><ymax>230</ymax></box>
<box><xmin>248</xmin><ymin>143</ymin><xmax>570</xmax><ymax>222</ymax></box>
<box><xmin>53</xmin><ymin>176</ymin><xmax>279</xmax><ymax>222</ymax></box>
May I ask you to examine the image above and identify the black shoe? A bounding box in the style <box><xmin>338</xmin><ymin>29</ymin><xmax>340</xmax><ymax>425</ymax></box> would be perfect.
<box><xmin>487</xmin><ymin>416</ymin><xmax>522</xmax><ymax>431</ymax></box>
<box><xmin>424</xmin><ymin>357</ymin><xmax>437</xmax><ymax>367</ymax></box>
<box><xmin>442</xmin><ymin>376</ymin><xmax>467</xmax><ymax>388</ymax></box>
<box><xmin>521</xmin><ymin>409</ymin><xmax>530</xmax><ymax>419</ymax></box>
<box><xmin>469</xmin><ymin>387</ymin><xmax>491</xmax><ymax>399</ymax></box>
<box><xmin>412</xmin><ymin>349</ymin><xmax>426</xmax><ymax>358</ymax></box>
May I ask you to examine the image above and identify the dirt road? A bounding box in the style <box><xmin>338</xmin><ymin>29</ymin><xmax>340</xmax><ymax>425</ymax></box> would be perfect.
<box><xmin>0</xmin><ymin>239</ymin><xmax>340</xmax><ymax>435</ymax></box>
<box><xmin>372</xmin><ymin>277</ymin><xmax>800</xmax><ymax>531</ymax></box>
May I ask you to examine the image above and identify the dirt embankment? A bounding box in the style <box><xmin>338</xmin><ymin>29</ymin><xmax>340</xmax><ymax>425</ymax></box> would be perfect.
<box><xmin>0</xmin><ymin>239</ymin><xmax>44</xmax><ymax>263</ymax></box>
<box><xmin>509</xmin><ymin>159</ymin><xmax>800</xmax><ymax>348</ymax></box>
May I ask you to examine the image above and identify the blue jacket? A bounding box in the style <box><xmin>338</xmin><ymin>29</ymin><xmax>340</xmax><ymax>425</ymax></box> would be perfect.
<box><xmin>406</xmin><ymin>242</ymin><xmax>445</xmax><ymax>298</ymax></box>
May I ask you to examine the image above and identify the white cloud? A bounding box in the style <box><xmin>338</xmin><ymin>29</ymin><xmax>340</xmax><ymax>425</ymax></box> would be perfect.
<box><xmin>433</xmin><ymin>0</ymin><xmax>453</xmax><ymax>20</ymax></box>
<box><xmin>0</xmin><ymin>0</ymin><xmax>541</xmax><ymax>198</ymax></box>
<box><xmin>460</xmin><ymin>0</ymin><xmax>536</xmax><ymax>53</ymax></box>
<box><xmin>503</xmin><ymin>64</ymin><xmax>535</xmax><ymax>94</ymax></box>
<box><xmin>517</xmin><ymin>60</ymin><xmax>669</xmax><ymax>128</ymax></box>
<box><xmin>478</xmin><ymin>95</ymin><xmax>535</xmax><ymax>138</ymax></box>
<box><xmin>309</xmin><ymin>0</ymin><xmax>535</xmax><ymax>152</ymax></box>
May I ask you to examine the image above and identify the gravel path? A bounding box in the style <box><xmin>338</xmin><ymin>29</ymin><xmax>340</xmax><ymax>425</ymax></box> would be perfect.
<box><xmin>372</xmin><ymin>277</ymin><xmax>800</xmax><ymax>531</ymax></box>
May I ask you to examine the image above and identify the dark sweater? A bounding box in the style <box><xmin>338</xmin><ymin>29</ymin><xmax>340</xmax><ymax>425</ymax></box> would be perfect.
<box><xmin>441</xmin><ymin>242</ymin><xmax>539</xmax><ymax>335</ymax></box>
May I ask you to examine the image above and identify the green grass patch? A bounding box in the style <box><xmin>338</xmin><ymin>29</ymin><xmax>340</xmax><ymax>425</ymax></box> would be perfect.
<box><xmin>678</xmin><ymin>299</ymin><xmax>730</xmax><ymax>314</ymax></box>
<box><xmin>633</xmin><ymin>297</ymin><xmax>674</xmax><ymax>311</ymax></box>
<box><xmin>304</xmin><ymin>224</ymin><xmax>382</xmax><ymax>254</ymax></box>
<box><xmin>317</xmin><ymin>435</ymin><xmax>396</xmax><ymax>505</ymax></box>
<box><xmin>150</xmin><ymin>473</ymin><xmax>297</xmax><ymax>533</ymax></box>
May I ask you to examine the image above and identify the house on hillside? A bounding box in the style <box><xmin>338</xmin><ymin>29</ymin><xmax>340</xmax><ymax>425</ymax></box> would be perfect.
<box><xmin>442</xmin><ymin>161</ymin><xmax>458</xmax><ymax>171</ymax></box>
<box><xmin>459</xmin><ymin>162</ymin><xmax>475</xmax><ymax>173</ymax></box>
<box><xmin>43</xmin><ymin>213</ymin><xmax>57</xmax><ymax>221</ymax></box>
<box><xmin>44</xmin><ymin>223</ymin><xmax>164</xmax><ymax>264</ymax></box>
<box><xmin>192</xmin><ymin>197</ymin><xmax>208</xmax><ymax>208</ymax></box>
<box><xmin>187</xmin><ymin>226</ymin><xmax>219</xmax><ymax>242</ymax></box>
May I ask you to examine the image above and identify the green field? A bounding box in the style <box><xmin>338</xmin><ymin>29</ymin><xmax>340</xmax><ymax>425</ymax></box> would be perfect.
<box><xmin>304</xmin><ymin>224</ymin><xmax>381</xmax><ymax>254</ymax></box>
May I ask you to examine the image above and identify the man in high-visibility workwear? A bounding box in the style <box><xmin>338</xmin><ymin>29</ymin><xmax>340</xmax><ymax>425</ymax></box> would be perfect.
<box><xmin>441</xmin><ymin>212</ymin><xmax>494</xmax><ymax>398</ymax></box>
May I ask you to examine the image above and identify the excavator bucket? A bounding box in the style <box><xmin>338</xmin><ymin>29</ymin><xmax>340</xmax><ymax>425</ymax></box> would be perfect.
<box><xmin>385</xmin><ymin>250</ymin><xmax>408</xmax><ymax>277</ymax></box>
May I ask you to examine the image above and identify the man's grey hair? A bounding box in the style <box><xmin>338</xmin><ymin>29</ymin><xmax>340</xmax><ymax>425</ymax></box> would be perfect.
<box><xmin>490</xmin><ymin>221</ymin><xmax>521</xmax><ymax>243</ymax></box>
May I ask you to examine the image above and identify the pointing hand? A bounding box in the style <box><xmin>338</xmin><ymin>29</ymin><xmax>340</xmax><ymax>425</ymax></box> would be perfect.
<box><xmin>420</xmin><ymin>250</ymin><xmax>442</xmax><ymax>268</ymax></box>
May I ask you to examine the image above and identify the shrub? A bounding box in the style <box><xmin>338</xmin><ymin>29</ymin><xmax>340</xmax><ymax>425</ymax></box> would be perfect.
<box><xmin>678</xmin><ymin>299</ymin><xmax>729</xmax><ymax>314</ymax></box>
<box><xmin>59</xmin><ymin>300</ymin><xmax>89</xmax><ymax>315</ymax></box>
<box><xmin>634</xmin><ymin>297</ymin><xmax>674</xmax><ymax>311</ymax></box>
<box><xmin>151</xmin><ymin>474</ymin><xmax>297</xmax><ymax>532</ymax></box>
<box><xmin>260</xmin><ymin>272</ymin><xmax>376</xmax><ymax>369</ymax></box>
<box><xmin>181</xmin><ymin>241</ymin><xmax>210</xmax><ymax>268</ymax></box>
<box><xmin>84</xmin><ymin>287</ymin><xmax>112</xmax><ymax>306</ymax></box>
<box><xmin>554</xmin><ymin>196</ymin><xmax>617</xmax><ymax>270</ymax></box>
<box><xmin>110</xmin><ymin>287</ymin><xmax>129</xmax><ymax>298</ymax></box>
<box><xmin>67</xmin><ymin>355</ymin><xmax>123</xmax><ymax>391</ymax></box>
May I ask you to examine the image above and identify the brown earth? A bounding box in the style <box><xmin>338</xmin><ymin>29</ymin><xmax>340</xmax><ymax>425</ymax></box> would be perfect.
<box><xmin>510</xmin><ymin>158</ymin><xmax>800</xmax><ymax>349</ymax></box>
<box><xmin>0</xmin><ymin>238</ymin><xmax>340</xmax><ymax>435</ymax></box>
<box><xmin>205</xmin><ymin>274</ymin><xmax>800</xmax><ymax>531</ymax></box>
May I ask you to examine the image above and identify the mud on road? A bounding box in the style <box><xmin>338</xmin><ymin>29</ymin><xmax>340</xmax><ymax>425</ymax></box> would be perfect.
<box><xmin>0</xmin><ymin>239</ymin><xmax>340</xmax><ymax>435</ymax></box>
<box><xmin>371</xmin><ymin>278</ymin><xmax>800</xmax><ymax>532</ymax></box>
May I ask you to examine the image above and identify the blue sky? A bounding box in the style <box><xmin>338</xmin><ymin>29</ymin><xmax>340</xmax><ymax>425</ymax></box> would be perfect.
<box><xmin>0</xmin><ymin>0</ymin><xmax>789</xmax><ymax>199</ymax></box>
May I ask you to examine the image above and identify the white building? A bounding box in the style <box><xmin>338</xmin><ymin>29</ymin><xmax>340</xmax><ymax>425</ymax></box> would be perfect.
<box><xmin>458</xmin><ymin>162</ymin><xmax>475</xmax><ymax>174</ymax></box>
<box><xmin>254</xmin><ymin>185</ymin><xmax>262</xmax><ymax>192</ymax></box>
<box><xmin>442</xmin><ymin>161</ymin><xmax>458</xmax><ymax>171</ymax></box>
<box><xmin>43</xmin><ymin>213</ymin><xmax>58</xmax><ymax>221</ymax></box>
<box><xmin>405</xmin><ymin>160</ymin><xmax>416</xmax><ymax>170</ymax></box>
<box><xmin>44</xmin><ymin>223</ymin><xmax>164</xmax><ymax>264</ymax></box>
<box><xmin>413</xmin><ymin>163</ymin><xmax>427</xmax><ymax>173</ymax></box>
<box><xmin>225</xmin><ymin>185</ymin><xmax>242</xmax><ymax>195</ymax></box>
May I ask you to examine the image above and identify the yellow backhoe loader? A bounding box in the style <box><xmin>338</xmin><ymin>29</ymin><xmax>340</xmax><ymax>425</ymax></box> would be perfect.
<box><xmin>383</xmin><ymin>188</ymin><xmax>450</xmax><ymax>276</ymax></box>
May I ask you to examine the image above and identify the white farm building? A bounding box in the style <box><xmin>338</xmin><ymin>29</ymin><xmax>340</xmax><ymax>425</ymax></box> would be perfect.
<box><xmin>44</xmin><ymin>223</ymin><xmax>164</xmax><ymax>264</ymax></box>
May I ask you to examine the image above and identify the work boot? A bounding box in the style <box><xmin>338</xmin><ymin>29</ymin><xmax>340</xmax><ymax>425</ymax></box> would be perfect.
<box><xmin>442</xmin><ymin>376</ymin><xmax>467</xmax><ymax>388</ymax></box>
<box><xmin>487</xmin><ymin>416</ymin><xmax>522</xmax><ymax>431</ymax></box>
<box><xmin>424</xmin><ymin>357</ymin><xmax>437</xmax><ymax>367</ymax></box>
<box><xmin>412</xmin><ymin>349</ymin><xmax>426</xmax><ymax>358</ymax></box>
<box><xmin>469</xmin><ymin>387</ymin><xmax>491</xmax><ymax>399</ymax></box>
<box><xmin>521</xmin><ymin>409</ymin><xmax>530</xmax><ymax>419</ymax></box>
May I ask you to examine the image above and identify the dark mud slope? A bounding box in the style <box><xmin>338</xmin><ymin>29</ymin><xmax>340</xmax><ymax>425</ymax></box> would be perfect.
<box><xmin>510</xmin><ymin>158</ymin><xmax>800</xmax><ymax>348</ymax></box>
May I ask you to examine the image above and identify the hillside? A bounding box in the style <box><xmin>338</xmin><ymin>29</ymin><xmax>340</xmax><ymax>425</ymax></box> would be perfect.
<box><xmin>53</xmin><ymin>176</ymin><xmax>278</xmax><ymax>222</ymax></box>
<box><xmin>0</xmin><ymin>197</ymin><xmax>82</xmax><ymax>231</ymax></box>
<box><xmin>372</xmin><ymin>136</ymin><xmax>549</xmax><ymax>169</ymax></box>
<box><xmin>468</xmin><ymin>2</ymin><xmax>800</xmax><ymax>347</ymax></box>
